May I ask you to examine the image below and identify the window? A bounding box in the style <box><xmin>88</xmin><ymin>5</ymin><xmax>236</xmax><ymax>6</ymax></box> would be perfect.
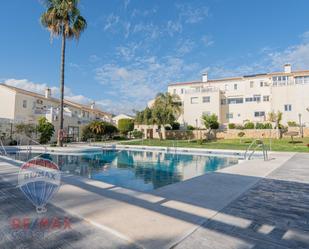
<box><xmin>295</xmin><ymin>76</ymin><xmax>309</xmax><ymax>84</ymax></box>
<box><xmin>260</xmin><ymin>81</ymin><xmax>264</xmax><ymax>87</ymax></box>
<box><xmin>227</xmin><ymin>98</ymin><xmax>243</xmax><ymax>104</ymax></box>
<box><xmin>226</xmin><ymin>113</ymin><xmax>233</xmax><ymax>119</ymax></box>
<box><xmin>250</xmin><ymin>81</ymin><xmax>254</xmax><ymax>88</ymax></box>
<box><xmin>254</xmin><ymin>111</ymin><xmax>265</xmax><ymax>117</ymax></box>
<box><xmin>272</xmin><ymin>76</ymin><xmax>291</xmax><ymax>86</ymax></box>
<box><xmin>22</xmin><ymin>100</ymin><xmax>27</xmax><ymax>108</ymax></box>
<box><xmin>284</xmin><ymin>104</ymin><xmax>292</xmax><ymax>111</ymax></box>
<box><xmin>181</xmin><ymin>88</ymin><xmax>184</xmax><ymax>94</ymax></box>
<box><xmin>245</xmin><ymin>97</ymin><xmax>253</xmax><ymax>102</ymax></box>
<box><xmin>202</xmin><ymin>96</ymin><xmax>210</xmax><ymax>103</ymax></box>
<box><xmin>253</xmin><ymin>95</ymin><xmax>261</xmax><ymax>102</ymax></box>
<box><xmin>263</xmin><ymin>95</ymin><xmax>270</xmax><ymax>102</ymax></box>
<box><xmin>225</xmin><ymin>84</ymin><xmax>229</xmax><ymax>91</ymax></box>
<box><xmin>190</xmin><ymin>97</ymin><xmax>198</xmax><ymax>104</ymax></box>
<box><xmin>234</xmin><ymin>84</ymin><xmax>238</xmax><ymax>90</ymax></box>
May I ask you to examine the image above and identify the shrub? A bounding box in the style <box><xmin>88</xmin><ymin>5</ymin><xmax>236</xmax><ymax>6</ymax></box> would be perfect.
<box><xmin>165</xmin><ymin>126</ymin><xmax>172</xmax><ymax>130</ymax></box>
<box><xmin>255</xmin><ymin>123</ymin><xmax>264</xmax><ymax>129</ymax></box>
<box><xmin>131</xmin><ymin>129</ymin><xmax>144</xmax><ymax>139</ymax></box>
<box><xmin>235</xmin><ymin>124</ymin><xmax>244</xmax><ymax>130</ymax></box>
<box><xmin>244</xmin><ymin>122</ymin><xmax>255</xmax><ymax>129</ymax></box>
<box><xmin>37</xmin><ymin>117</ymin><xmax>54</xmax><ymax>144</ymax></box>
<box><xmin>15</xmin><ymin>123</ymin><xmax>36</xmax><ymax>137</ymax></box>
<box><xmin>228</xmin><ymin>123</ymin><xmax>236</xmax><ymax>129</ymax></box>
<box><xmin>238</xmin><ymin>132</ymin><xmax>245</xmax><ymax>137</ymax></box>
<box><xmin>202</xmin><ymin>114</ymin><xmax>219</xmax><ymax>130</ymax></box>
<box><xmin>118</xmin><ymin>119</ymin><xmax>134</xmax><ymax>135</ymax></box>
<box><xmin>187</xmin><ymin>125</ymin><xmax>195</xmax><ymax>130</ymax></box>
<box><xmin>171</xmin><ymin>122</ymin><xmax>180</xmax><ymax>130</ymax></box>
<box><xmin>263</xmin><ymin>123</ymin><xmax>272</xmax><ymax>129</ymax></box>
<box><xmin>287</xmin><ymin>121</ymin><xmax>298</xmax><ymax>127</ymax></box>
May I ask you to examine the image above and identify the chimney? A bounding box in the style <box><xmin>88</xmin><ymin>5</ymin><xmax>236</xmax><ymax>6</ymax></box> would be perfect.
<box><xmin>284</xmin><ymin>64</ymin><xmax>292</xmax><ymax>73</ymax></box>
<box><xmin>45</xmin><ymin>88</ymin><xmax>51</xmax><ymax>98</ymax></box>
<box><xmin>90</xmin><ymin>101</ymin><xmax>95</xmax><ymax>109</ymax></box>
<box><xmin>202</xmin><ymin>72</ymin><xmax>208</xmax><ymax>82</ymax></box>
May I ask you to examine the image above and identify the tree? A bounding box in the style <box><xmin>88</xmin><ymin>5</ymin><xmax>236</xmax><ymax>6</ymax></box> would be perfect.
<box><xmin>37</xmin><ymin>117</ymin><xmax>55</xmax><ymax>144</ymax></box>
<box><xmin>41</xmin><ymin>0</ymin><xmax>87</xmax><ymax>147</ymax></box>
<box><xmin>87</xmin><ymin>121</ymin><xmax>118</xmax><ymax>140</ymax></box>
<box><xmin>15</xmin><ymin>123</ymin><xmax>36</xmax><ymax>137</ymax></box>
<box><xmin>152</xmin><ymin>92</ymin><xmax>182</xmax><ymax>139</ymax></box>
<box><xmin>268</xmin><ymin>111</ymin><xmax>283</xmax><ymax>139</ymax></box>
<box><xmin>118</xmin><ymin>119</ymin><xmax>134</xmax><ymax>136</ymax></box>
<box><xmin>201</xmin><ymin>114</ymin><xmax>219</xmax><ymax>139</ymax></box>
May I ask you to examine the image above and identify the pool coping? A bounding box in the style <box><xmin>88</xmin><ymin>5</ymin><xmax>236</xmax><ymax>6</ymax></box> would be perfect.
<box><xmin>0</xmin><ymin>150</ymin><xmax>296</xmax><ymax>249</ymax></box>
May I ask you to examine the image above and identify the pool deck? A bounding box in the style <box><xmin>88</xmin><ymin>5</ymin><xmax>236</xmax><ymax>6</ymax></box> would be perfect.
<box><xmin>0</xmin><ymin>149</ymin><xmax>308</xmax><ymax>248</ymax></box>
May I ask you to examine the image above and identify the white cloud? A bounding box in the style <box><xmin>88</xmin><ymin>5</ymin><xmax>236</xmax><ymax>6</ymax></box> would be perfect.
<box><xmin>176</xmin><ymin>3</ymin><xmax>209</xmax><ymax>24</ymax></box>
<box><xmin>269</xmin><ymin>43</ymin><xmax>309</xmax><ymax>71</ymax></box>
<box><xmin>95</xmin><ymin>56</ymin><xmax>199</xmax><ymax>113</ymax></box>
<box><xmin>176</xmin><ymin>39</ymin><xmax>195</xmax><ymax>56</ymax></box>
<box><xmin>166</xmin><ymin>20</ymin><xmax>183</xmax><ymax>36</ymax></box>
<box><xmin>103</xmin><ymin>13</ymin><xmax>120</xmax><ymax>31</ymax></box>
<box><xmin>201</xmin><ymin>35</ymin><xmax>214</xmax><ymax>47</ymax></box>
<box><xmin>2</xmin><ymin>79</ymin><xmax>103</xmax><ymax>111</ymax></box>
<box><xmin>89</xmin><ymin>54</ymin><xmax>101</xmax><ymax>63</ymax></box>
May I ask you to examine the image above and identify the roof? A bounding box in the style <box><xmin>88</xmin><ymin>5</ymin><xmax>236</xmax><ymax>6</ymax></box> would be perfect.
<box><xmin>0</xmin><ymin>83</ymin><xmax>112</xmax><ymax>117</ymax></box>
<box><xmin>168</xmin><ymin>69</ymin><xmax>309</xmax><ymax>87</ymax></box>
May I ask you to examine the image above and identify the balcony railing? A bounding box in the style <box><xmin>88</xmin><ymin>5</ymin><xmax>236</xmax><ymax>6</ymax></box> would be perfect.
<box><xmin>185</xmin><ymin>87</ymin><xmax>219</xmax><ymax>94</ymax></box>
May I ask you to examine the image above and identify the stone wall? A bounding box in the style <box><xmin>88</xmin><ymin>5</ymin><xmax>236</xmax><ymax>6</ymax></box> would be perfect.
<box><xmin>135</xmin><ymin>123</ymin><xmax>309</xmax><ymax>140</ymax></box>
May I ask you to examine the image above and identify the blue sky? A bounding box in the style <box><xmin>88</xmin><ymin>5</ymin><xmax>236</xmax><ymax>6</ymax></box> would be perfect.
<box><xmin>1</xmin><ymin>0</ymin><xmax>309</xmax><ymax>114</ymax></box>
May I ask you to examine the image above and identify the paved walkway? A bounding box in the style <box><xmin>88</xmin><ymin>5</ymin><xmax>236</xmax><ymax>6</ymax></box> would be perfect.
<box><xmin>0</xmin><ymin>163</ymin><xmax>139</xmax><ymax>249</ymax></box>
<box><xmin>175</xmin><ymin>153</ymin><xmax>309</xmax><ymax>249</ymax></box>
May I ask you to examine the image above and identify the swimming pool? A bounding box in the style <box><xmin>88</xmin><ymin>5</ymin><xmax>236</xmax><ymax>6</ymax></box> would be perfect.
<box><xmin>7</xmin><ymin>149</ymin><xmax>239</xmax><ymax>191</ymax></box>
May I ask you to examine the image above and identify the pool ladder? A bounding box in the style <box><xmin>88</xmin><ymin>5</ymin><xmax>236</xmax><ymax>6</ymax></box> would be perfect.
<box><xmin>0</xmin><ymin>137</ymin><xmax>7</xmax><ymax>156</ymax></box>
<box><xmin>244</xmin><ymin>139</ymin><xmax>268</xmax><ymax>161</ymax></box>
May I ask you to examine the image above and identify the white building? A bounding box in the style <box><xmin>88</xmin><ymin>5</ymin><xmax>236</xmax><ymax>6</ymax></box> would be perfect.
<box><xmin>168</xmin><ymin>64</ymin><xmax>309</xmax><ymax>128</ymax></box>
<box><xmin>112</xmin><ymin>114</ymin><xmax>134</xmax><ymax>127</ymax></box>
<box><xmin>0</xmin><ymin>84</ymin><xmax>112</xmax><ymax>141</ymax></box>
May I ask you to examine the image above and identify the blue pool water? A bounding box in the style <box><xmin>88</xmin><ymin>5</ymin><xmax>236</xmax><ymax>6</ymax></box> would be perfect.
<box><xmin>8</xmin><ymin>150</ymin><xmax>238</xmax><ymax>191</ymax></box>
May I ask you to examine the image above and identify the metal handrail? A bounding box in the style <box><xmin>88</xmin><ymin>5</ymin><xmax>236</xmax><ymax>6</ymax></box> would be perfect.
<box><xmin>16</xmin><ymin>134</ymin><xmax>48</xmax><ymax>153</ymax></box>
<box><xmin>244</xmin><ymin>139</ymin><xmax>268</xmax><ymax>161</ymax></box>
<box><xmin>0</xmin><ymin>138</ymin><xmax>7</xmax><ymax>156</ymax></box>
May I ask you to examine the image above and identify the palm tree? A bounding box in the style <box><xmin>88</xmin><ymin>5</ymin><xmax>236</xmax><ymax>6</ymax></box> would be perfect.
<box><xmin>89</xmin><ymin>121</ymin><xmax>104</xmax><ymax>135</ymax></box>
<box><xmin>152</xmin><ymin>92</ymin><xmax>182</xmax><ymax>139</ymax></box>
<box><xmin>40</xmin><ymin>0</ymin><xmax>87</xmax><ymax>146</ymax></box>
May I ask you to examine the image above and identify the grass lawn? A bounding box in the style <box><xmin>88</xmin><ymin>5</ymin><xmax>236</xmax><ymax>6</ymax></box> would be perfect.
<box><xmin>120</xmin><ymin>138</ymin><xmax>309</xmax><ymax>153</ymax></box>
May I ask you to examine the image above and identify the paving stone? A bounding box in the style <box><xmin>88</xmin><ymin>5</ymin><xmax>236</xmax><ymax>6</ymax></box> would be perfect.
<box><xmin>176</xmin><ymin>154</ymin><xmax>309</xmax><ymax>249</ymax></box>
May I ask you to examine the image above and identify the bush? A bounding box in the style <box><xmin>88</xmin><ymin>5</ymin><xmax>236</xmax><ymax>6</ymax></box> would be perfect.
<box><xmin>82</xmin><ymin>121</ymin><xmax>118</xmax><ymax>141</ymax></box>
<box><xmin>187</xmin><ymin>125</ymin><xmax>195</xmax><ymax>130</ymax></box>
<box><xmin>263</xmin><ymin>123</ymin><xmax>273</xmax><ymax>129</ymax></box>
<box><xmin>131</xmin><ymin>129</ymin><xmax>144</xmax><ymax>139</ymax></box>
<box><xmin>171</xmin><ymin>122</ymin><xmax>180</xmax><ymax>130</ymax></box>
<box><xmin>287</xmin><ymin>121</ymin><xmax>298</xmax><ymax>127</ymax></box>
<box><xmin>255</xmin><ymin>123</ymin><xmax>264</xmax><ymax>129</ymax></box>
<box><xmin>228</xmin><ymin>123</ymin><xmax>236</xmax><ymax>129</ymax></box>
<box><xmin>244</xmin><ymin>122</ymin><xmax>255</xmax><ymax>129</ymax></box>
<box><xmin>165</xmin><ymin>126</ymin><xmax>172</xmax><ymax>130</ymax></box>
<box><xmin>235</xmin><ymin>125</ymin><xmax>244</xmax><ymax>130</ymax></box>
<box><xmin>202</xmin><ymin>114</ymin><xmax>219</xmax><ymax>130</ymax></box>
<box><xmin>238</xmin><ymin>131</ymin><xmax>245</xmax><ymax>137</ymax></box>
<box><xmin>118</xmin><ymin>119</ymin><xmax>134</xmax><ymax>135</ymax></box>
<box><xmin>37</xmin><ymin>117</ymin><xmax>54</xmax><ymax>144</ymax></box>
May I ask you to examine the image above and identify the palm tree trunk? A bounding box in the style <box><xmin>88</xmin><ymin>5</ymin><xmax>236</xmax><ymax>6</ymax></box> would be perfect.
<box><xmin>57</xmin><ymin>31</ymin><xmax>66</xmax><ymax>147</ymax></box>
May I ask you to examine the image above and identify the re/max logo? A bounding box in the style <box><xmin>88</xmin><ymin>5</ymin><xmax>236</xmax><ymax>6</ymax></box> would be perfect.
<box><xmin>10</xmin><ymin>217</ymin><xmax>71</xmax><ymax>230</ymax></box>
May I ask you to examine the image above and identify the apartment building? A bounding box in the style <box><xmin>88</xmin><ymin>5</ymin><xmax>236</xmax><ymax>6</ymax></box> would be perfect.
<box><xmin>0</xmin><ymin>84</ymin><xmax>112</xmax><ymax>140</ymax></box>
<box><xmin>168</xmin><ymin>64</ymin><xmax>309</xmax><ymax>128</ymax></box>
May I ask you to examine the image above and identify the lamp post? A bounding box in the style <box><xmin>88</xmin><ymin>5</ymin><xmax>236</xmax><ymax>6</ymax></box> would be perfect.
<box><xmin>298</xmin><ymin>113</ymin><xmax>303</xmax><ymax>138</ymax></box>
<box><xmin>195</xmin><ymin>118</ymin><xmax>198</xmax><ymax>139</ymax></box>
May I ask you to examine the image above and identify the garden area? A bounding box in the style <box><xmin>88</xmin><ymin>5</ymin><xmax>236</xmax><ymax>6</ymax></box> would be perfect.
<box><xmin>121</xmin><ymin>137</ymin><xmax>309</xmax><ymax>153</ymax></box>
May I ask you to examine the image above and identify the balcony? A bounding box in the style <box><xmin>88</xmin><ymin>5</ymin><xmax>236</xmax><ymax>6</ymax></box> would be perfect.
<box><xmin>185</xmin><ymin>87</ymin><xmax>219</xmax><ymax>94</ymax></box>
